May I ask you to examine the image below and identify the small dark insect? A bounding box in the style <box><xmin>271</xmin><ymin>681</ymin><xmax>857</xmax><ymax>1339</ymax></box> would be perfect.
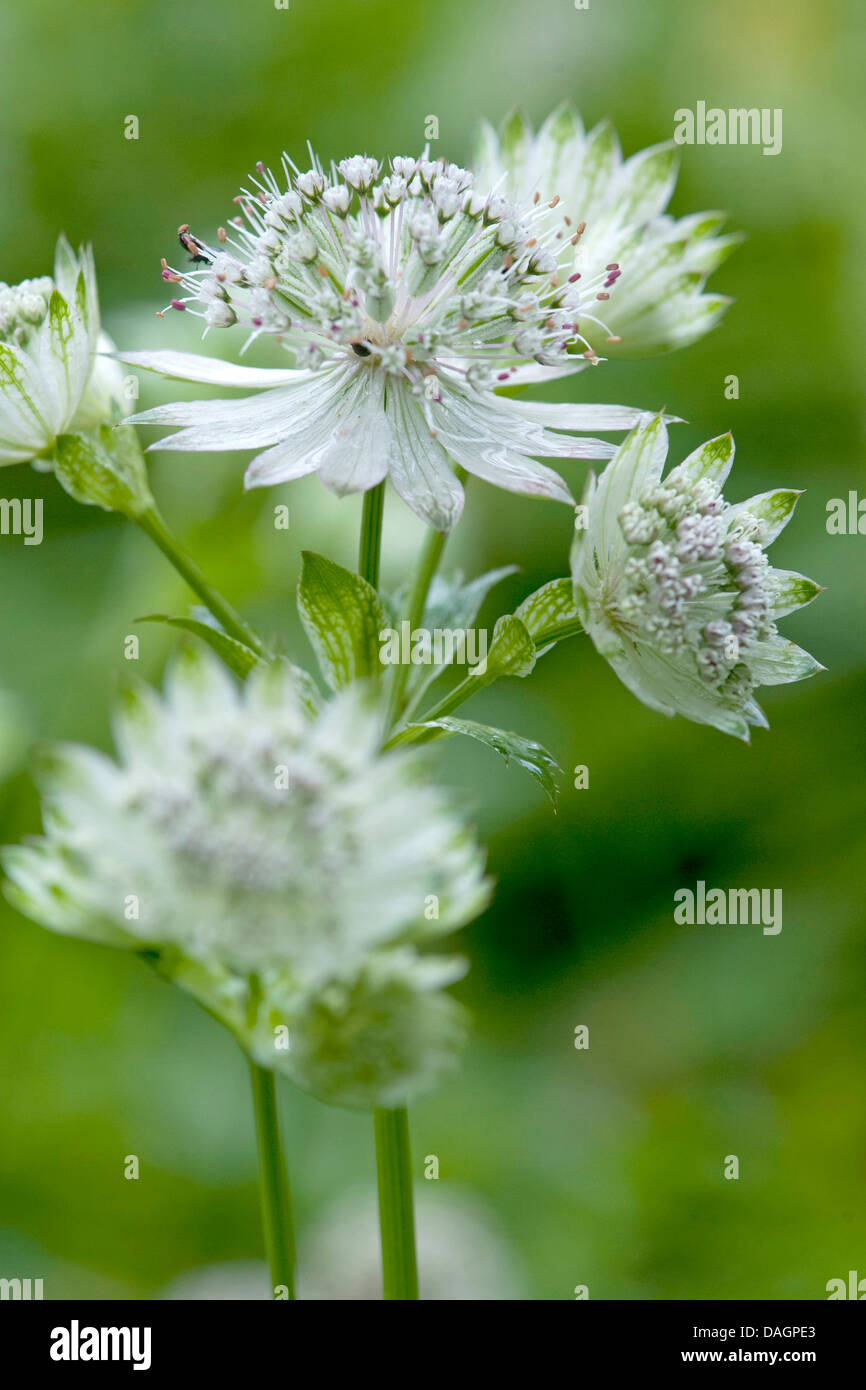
<box><xmin>351</xmin><ymin>341</ymin><xmax>372</xmax><ymax>358</ymax></box>
<box><xmin>177</xmin><ymin>224</ymin><xmax>209</xmax><ymax>265</ymax></box>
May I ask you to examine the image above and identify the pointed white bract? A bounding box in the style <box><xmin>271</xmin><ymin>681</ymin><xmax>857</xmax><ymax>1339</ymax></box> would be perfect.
<box><xmin>2</xmin><ymin>649</ymin><xmax>490</xmax><ymax>1107</ymax></box>
<box><xmin>0</xmin><ymin>237</ymin><xmax>125</xmax><ymax>465</ymax></box>
<box><xmin>473</xmin><ymin>106</ymin><xmax>739</xmax><ymax>358</ymax></box>
<box><xmin>121</xmin><ymin>147</ymin><xmax>665</xmax><ymax>529</ymax></box>
<box><xmin>571</xmin><ymin>418</ymin><xmax>823</xmax><ymax>739</ymax></box>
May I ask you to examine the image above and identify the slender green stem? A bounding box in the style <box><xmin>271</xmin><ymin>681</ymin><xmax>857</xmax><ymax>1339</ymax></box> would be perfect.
<box><xmin>137</xmin><ymin>506</ymin><xmax>266</xmax><ymax>655</ymax></box>
<box><xmin>374</xmin><ymin>1106</ymin><xmax>419</xmax><ymax>1300</ymax></box>
<box><xmin>385</xmin><ymin>670</ymin><xmax>493</xmax><ymax>750</ymax></box>
<box><xmin>387</xmin><ymin>617</ymin><xmax>586</xmax><ymax>749</ymax></box>
<box><xmin>386</xmin><ymin>467</ymin><xmax>467</xmax><ymax>728</ymax></box>
<box><xmin>356</xmin><ymin>493</ymin><xmax>420</xmax><ymax>1300</ymax></box>
<box><xmin>358</xmin><ymin>481</ymin><xmax>386</xmax><ymax>589</ymax></box>
<box><xmin>417</xmin><ymin>665</ymin><xmax>494</xmax><ymax>723</ymax></box>
<box><xmin>249</xmin><ymin>1060</ymin><xmax>297</xmax><ymax>1300</ymax></box>
<box><xmin>386</xmin><ymin>525</ymin><xmax>449</xmax><ymax>727</ymax></box>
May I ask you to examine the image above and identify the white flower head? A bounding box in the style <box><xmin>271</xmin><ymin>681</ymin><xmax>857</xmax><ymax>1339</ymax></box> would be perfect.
<box><xmin>120</xmin><ymin>147</ymin><xmax>665</xmax><ymax>530</ymax></box>
<box><xmin>474</xmin><ymin>106</ymin><xmax>740</xmax><ymax>358</ymax></box>
<box><xmin>3</xmin><ymin>649</ymin><xmax>490</xmax><ymax>1107</ymax></box>
<box><xmin>571</xmin><ymin>417</ymin><xmax>823</xmax><ymax>739</ymax></box>
<box><xmin>0</xmin><ymin>237</ymin><xmax>124</xmax><ymax>465</ymax></box>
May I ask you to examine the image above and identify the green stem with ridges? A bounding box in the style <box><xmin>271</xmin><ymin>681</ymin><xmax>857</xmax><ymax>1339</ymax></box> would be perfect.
<box><xmin>386</xmin><ymin>526</ymin><xmax>449</xmax><ymax>727</ymax></box>
<box><xmin>374</xmin><ymin>1106</ymin><xmax>419</xmax><ymax>1300</ymax></box>
<box><xmin>358</xmin><ymin>480</ymin><xmax>386</xmax><ymax>589</ymax></box>
<box><xmin>249</xmin><ymin>1061</ymin><xmax>297</xmax><ymax>1300</ymax></box>
<box><xmin>356</xmin><ymin>493</ymin><xmax>421</xmax><ymax>1300</ymax></box>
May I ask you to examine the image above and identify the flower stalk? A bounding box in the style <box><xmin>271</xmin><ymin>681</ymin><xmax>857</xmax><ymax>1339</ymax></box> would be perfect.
<box><xmin>358</xmin><ymin>480</ymin><xmax>386</xmax><ymax>589</ymax></box>
<box><xmin>373</xmin><ymin>1106</ymin><xmax>419</xmax><ymax>1300</ymax></box>
<box><xmin>387</xmin><ymin>523</ymin><xmax>450</xmax><ymax>728</ymax></box>
<box><xmin>136</xmin><ymin>506</ymin><xmax>266</xmax><ymax>655</ymax></box>
<box><xmin>355</xmin><ymin>483</ymin><xmax>422</xmax><ymax>1302</ymax></box>
<box><xmin>249</xmin><ymin>1060</ymin><xmax>297</xmax><ymax>1300</ymax></box>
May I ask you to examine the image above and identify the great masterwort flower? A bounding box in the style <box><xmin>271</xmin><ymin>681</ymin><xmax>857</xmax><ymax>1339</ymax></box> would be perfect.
<box><xmin>2</xmin><ymin>650</ymin><xmax>490</xmax><ymax>1107</ymax></box>
<box><xmin>120</xmin><ymin>149</ymin><xmax>662</xmax><ymax>530</ymax></box>
<box><xmin>474</xmin><ymin>106</ymin><xmax>739</xmax><ymax>359</ymax></box>
<box><xmin>0</xmin><ymin>236</ymin><xmax>124</xmax><ymax>465</ymax></box>
<box><xmin>570</xmin><ymin>418</ymin><xmax>823</xmax><ymax>739</ymax></box>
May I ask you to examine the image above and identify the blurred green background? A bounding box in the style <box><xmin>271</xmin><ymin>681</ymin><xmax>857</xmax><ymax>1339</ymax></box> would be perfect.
<box><xmin>0</xmin><ymin>0</ymin><xmax>863</xmax><ymax>1299</ymax></box>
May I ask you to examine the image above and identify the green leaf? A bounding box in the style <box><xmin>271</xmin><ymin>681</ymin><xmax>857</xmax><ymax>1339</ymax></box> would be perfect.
<box><xmin>53</xmin><ymin>424</ymin><xmax>154</xmax><ymax>518</ymax></box>
<box><xmin>137</xmin><ymin>614</ymin><xmax>261</xmax><ymax>679</ymax></box>
<box><xmin>514</xmin><ymin>577</ymin><xmax>583</xmax><ymax>652</ymax></box>
<box><xmin>424</xmin><ymin>566</ymin><xmax>518</xmax><ymax>634</ymax></box>
<box><xmin>298</xmin><ymin>551</ymin><xmax>387</xmax><ymax>691</ymax></box>
<box><xmin>484</xmin><ymin>614</ymin><xmax>536</xmax><ymax>679</ymax></box>
<box><xmin>414</xmin><ymin>716</ymin><xmax>561</xmax><ymax>805</ymax></box>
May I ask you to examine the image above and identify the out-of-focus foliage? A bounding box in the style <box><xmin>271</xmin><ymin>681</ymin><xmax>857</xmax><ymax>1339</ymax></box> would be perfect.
<box><xmin>0</xmin><ymin>0</ymin><xmax>862</xmax><ymax>1299</ymax></box>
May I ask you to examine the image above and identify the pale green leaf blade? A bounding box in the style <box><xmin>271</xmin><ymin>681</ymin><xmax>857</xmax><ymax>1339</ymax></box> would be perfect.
<box><xmin>514</xmin><ymin>577</ymin><xmax>583</xmax><ymax>650</ymax></box>
<box><xmin>416</xmin><ymin>716</ymin><xmax>561</xmax><ymax>805</ymax></box>
<box><xmin>298</xmin><ymin>550</ymin><xmax>387</xmax><ymax>690</ymax></box>
<box><xmin>484</xmin><ymin>614</ymin><xmax>536</xmax><ymax>678</ymax></box>
<box><xmin>136</xmin><ymin>614</ymin><xmax>261</xmax><ymax>679</ymax></box>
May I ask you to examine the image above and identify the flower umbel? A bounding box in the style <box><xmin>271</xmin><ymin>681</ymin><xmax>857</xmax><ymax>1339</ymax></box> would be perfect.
<box><xmin>474</xmin><ymin>106</ymin><xmax>740</xmax><ymax>359</ymax></box>
<box><xmin>571</xmin><ymin>418</ymin><xmax>823</xmax><ymax>739</ymax></box>
<box><xmin>0</xmin><ymin>237</ymin><xmax>124</xmax><ymax>465</ymax></box>
<box><xmin>121</xmin><ymin>148</ymin><xmax>663</xmax><ymax>530</ymax></box>
<box><xmin>3</xmin><ymin>649</ymin><xmax>490</xmax><ymax>1106</ymax></box>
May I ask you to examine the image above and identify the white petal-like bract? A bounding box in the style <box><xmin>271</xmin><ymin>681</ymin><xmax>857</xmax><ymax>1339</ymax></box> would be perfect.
<box><xmin>473</xmin><ymin>106</ymin><xmax>739</xmax><ymax>358</ymax></box>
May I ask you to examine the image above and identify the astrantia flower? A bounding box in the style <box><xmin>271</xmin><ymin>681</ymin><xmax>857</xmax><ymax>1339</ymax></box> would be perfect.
<box><xmin>3</xmin><ymin>649</ymin><xmax>490</xmax><ymax>1106</ymax></box>
<box><xmin>0</xmin><ymin>237</ymin><xmax>124</xmax><ymax>465</ymax></box>
<box><xmin>474</xmin><ymin>106</ymin><xmax>739</xmax><ymax>359</ymax></box>
<box><xmin>120</xmin><ymin>149</ymin><xmax>663</xmax><ymax>530</ymax></box>
<box><xmin>570</xmin><ymin>418</ymin><xmax>823</xmax><ymax>739</ymax></box>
